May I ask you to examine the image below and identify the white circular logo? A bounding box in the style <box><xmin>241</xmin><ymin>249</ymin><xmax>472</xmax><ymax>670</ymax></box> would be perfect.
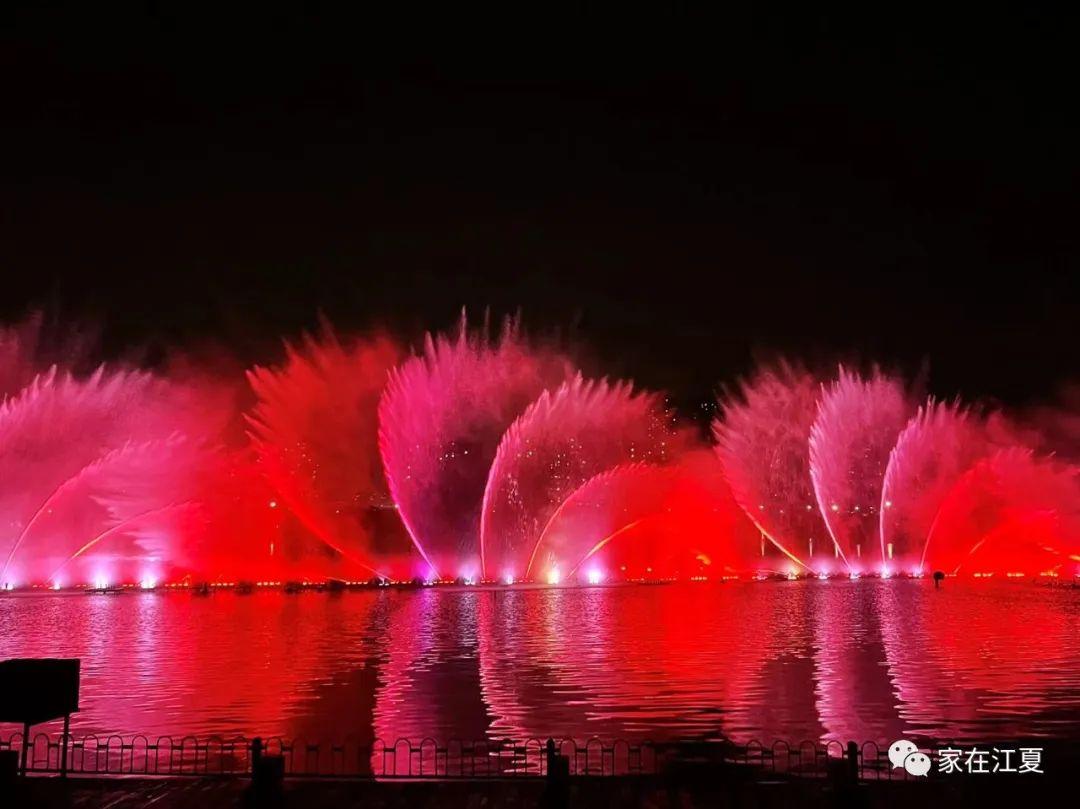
<box><xmin>888</xmin><ymin>739</ymin><xmax>918</xmax><ymax>769</ymax></box>
<box><xmin>904</xmin><ymin>751</ymin><xmax>932</xmax><ymax>777</ymax></box>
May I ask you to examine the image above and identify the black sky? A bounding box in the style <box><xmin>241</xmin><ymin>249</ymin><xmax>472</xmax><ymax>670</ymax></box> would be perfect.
<box><xmin>2</xmin><ymin>7</ymin><xmax>1077</xmax><ymax>410</ymax></box>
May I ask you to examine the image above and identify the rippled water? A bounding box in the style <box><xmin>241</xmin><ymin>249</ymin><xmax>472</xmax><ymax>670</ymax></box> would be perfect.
<box><xmin>2</xmin><ymin>580</ymin><xmax>1079</xmax><ymax>747</ymax></box>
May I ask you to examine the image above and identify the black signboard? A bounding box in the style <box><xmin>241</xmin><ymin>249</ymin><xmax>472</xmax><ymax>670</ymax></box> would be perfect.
<box><xmin>0</xmin><ymin>658</ymin><xmax>80</xmax><ymax>725</ymax></box>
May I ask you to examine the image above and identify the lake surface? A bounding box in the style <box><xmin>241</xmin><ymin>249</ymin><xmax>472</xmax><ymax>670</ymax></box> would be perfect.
<box><xmin>2</xmin><ymin>580</ymin><xmax>1079</xmax><ymax>748</ymax></box>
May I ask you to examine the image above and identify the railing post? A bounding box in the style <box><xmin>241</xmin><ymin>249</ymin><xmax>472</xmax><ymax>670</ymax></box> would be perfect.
<box><xmin>19</xmin><ymin>723</ymin><xmax>30</xmax><ymax>776</ymax></box>
<box><xmin>60</xmin><ymin>714</ymin><xmax>70</xmax><ymax>778</ymax></box>
<box><xmin>544</xmin><ymin>739</ymin><xmax>570</xmax><ymax>808</ymax></box>
<box><xmin>249</xmin><ymin>735</ymin><xmax>284</xmax><ymax>796</ymax></box>
<box><xmin>846</xmin><ymin>741</ymin><xmax>859</xmax><ymax>783</ymax></box>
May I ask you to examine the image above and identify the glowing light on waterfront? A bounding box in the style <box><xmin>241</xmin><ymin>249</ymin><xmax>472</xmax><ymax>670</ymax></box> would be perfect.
<box><xmin>1</xmin><ymin>310</ymin><xmax>1077</xmax><ymax>585</ymax></box>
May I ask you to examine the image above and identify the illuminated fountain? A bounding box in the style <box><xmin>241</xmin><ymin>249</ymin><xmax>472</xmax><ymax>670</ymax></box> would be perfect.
<box><xmin>526</xmin><ymin>451</ymin><xmax>757</xmax><ymax>583</ymax></box>
<box><xmin>879</xmin><ymin>400</ymin><xmax>993</xmax><ymax>572</ymax></box>
<box><xmin>713</xmin><ymin>362</ymin><xmax>828</xmax><ymax>574</ymax></box>
<box><xmin>479</xmin><ymin>375</ymin><xmax>692</xmax><ymax>582</ymax></box>
<box><xmin>378</xmin><ymin>313</ymin><xmax>571</xmax><ymax>580</ymax></box>
<box><xmin>247</xmin><ymin>324</ymin><xmax>414</xmax><ymax>579</ymax></box>
<box><xmin>1</xmin><ymin>309</ymin><xmax>1077</xmax><ymax>588</ymax></box>
<box><xmin>808</xmin><ymin>367</ymin><xmax>913</xmax><ymax>574</ymax></box>
<box><xmin>921</xmin><ymin>447</ymin><xmax>1080</xmax><ymax>576</ymax></box>
<box><xmin>0</xmin><ymin>366</ymin><xmax>223</xmax><ymax>588</ymax></box>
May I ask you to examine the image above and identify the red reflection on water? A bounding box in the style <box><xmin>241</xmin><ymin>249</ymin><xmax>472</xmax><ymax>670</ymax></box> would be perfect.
<box><xmin>2</xmin><ymin>582</ymin><xmax>1079</xmax><ymax>749</ymax></box>
<box><xmin>811</xmin><ymin>583</ymin><xmax>906</xmax><ymax>744</ymax></box>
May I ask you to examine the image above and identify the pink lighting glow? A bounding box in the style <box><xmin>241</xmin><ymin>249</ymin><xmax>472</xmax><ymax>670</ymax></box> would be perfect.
<box><xmin>379</xmin><ymin>312</ymin><xmax>572</xmax><ymax>580</ymax></box>
<box><xmin>480</xmin><ymin>374</ymin><xmax>692</xmax><ymax>581</ymax></box>
<box><xmin>0</xmin><ymin>310</ymin><xmax>1076</xmax><ymax>586</ymax></box>
<box><xmin>809</xmin><ymin>367</ymin><xmax>912</xmax><ymax>571</ymax></box>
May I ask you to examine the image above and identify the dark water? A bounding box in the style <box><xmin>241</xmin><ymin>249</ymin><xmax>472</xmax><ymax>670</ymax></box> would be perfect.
<box><xmin>2</xmin><ymin>580</ymin><xmax>1079</xmax><ymax>747</ymax></box>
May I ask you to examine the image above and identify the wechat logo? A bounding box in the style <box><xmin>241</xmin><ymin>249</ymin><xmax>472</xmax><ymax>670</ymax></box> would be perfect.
<box><xmin>888</xmin><ymin>739</ymin><xmax>931</xmax><ymax>777</ymax></box>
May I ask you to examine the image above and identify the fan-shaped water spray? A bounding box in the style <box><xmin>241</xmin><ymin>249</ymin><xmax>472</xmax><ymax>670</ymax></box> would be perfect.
<box><xmin>247</xmin><ymin>326</ymin><xmax>412</xmax><ymax>578</ymax></box>
<box><xmin>378</xmin><ymin>313</ymin><xmax>572</xmax><ymax>579</ymax></box>
<box><xmin>809</xmin><ymin>368</ymin><xmax>912</xmax><ymax>572</ymax></box>
<box><xmin>529</xmin><ymin>451</ymin><xmax>759</xmax><ymax>581</ymax></box>
<box><xmin>0</xmin><ymin>366</ymin><xmax>225</xmax><ymax>586</ymax></box>
<box><xmin>479</xmin><ymin>375</ymin><xmax>691</xmax><ymax>581</ymax></box>
<box><xmin>1</xmin><ymin>309</ymin><xmax>1078</xmax><ymax>586</ymax></box>
<box><xmin>921</xmin><ymin>447</ymin><xmax>1080</xmax><ymax>575</ymax></box>
<box><xmin>526</xmin><ymin>462</ymin><xmax>675</xmax><ymax>581</ymax></box>
<box><xmin>713</xmin><ymin>362</ymin><xmax>827</xmax><ymax>572</ymax></box>
<box><xmin>879</xmin><ymin>399</ymin><xmax>992</xmax><ymax>570</ymax></box>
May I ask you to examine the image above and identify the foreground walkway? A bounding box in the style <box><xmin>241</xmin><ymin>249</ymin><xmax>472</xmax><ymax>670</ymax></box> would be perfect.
<box><xmin>8</xmin><ymin>773</ymin><xmax>1064</xmax><ymax>809</ymax></box>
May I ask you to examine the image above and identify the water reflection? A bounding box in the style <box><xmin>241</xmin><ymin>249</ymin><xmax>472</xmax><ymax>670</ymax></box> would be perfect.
<box><xmin>812</xmin><ymin>583</ymin><xmax>906</xmax><ymax>744</ymax></box>
<box><xmin>878</xmin><ymin>581</ymin><xmax>1080</xmax><ymax>740</ymax></box>
<box><xmin>373</xmin><ymin>589</ymin><xmax>491</xmax><ymax>742</ymax></box>
<box><xmin>1</xmin><ymin>581</ymin><xmax>1078</xmax><ymax>746</ymax></box>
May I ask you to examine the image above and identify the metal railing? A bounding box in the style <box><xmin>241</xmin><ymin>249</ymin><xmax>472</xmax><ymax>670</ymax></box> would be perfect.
<box><xmin>0</xmin><ymin>732</ymin><xmax>929</xmax><ymax>781</ymax></box>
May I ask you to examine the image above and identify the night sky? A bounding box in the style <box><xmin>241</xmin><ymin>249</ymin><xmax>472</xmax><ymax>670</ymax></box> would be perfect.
<box><xmin>3</xmin><ymin>8</ymin><xmax>1076</xmax><ymax>411</ymax></box>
